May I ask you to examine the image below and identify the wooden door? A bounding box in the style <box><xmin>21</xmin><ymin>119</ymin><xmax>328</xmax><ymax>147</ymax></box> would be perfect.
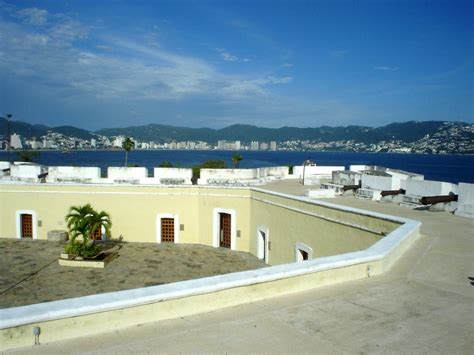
<box><xmin>161</xmin><ymin>218</ymin><xmax>175</xmax><ymax>243</ymax></box>
<box><xmin>21</xmin><ymin>214</ymin><xmax>33</xmax><ymax>239</ymax></box>
<box><xmin>219</xmin><ymin>213</ymin><xmax>231</xmax><ymax>248</ymax></box>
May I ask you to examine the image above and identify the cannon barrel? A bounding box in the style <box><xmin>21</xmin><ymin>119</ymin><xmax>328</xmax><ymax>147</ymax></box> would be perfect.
<box><xmin>420</xmin><ymin>194</ymin><xmax>458</xmax><ymax>205</ymax></box>
<box><xmin>343</xmin><ymin>182</ymin><xmax>361</xmax><ymax>191</ymax></box>
<box><xmin>381</xmin><ymin>189</ymin><xmax>406</xmax><ymax>197</ymax></box>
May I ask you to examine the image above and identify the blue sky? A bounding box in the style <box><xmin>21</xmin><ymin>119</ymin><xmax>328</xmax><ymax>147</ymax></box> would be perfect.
<box><xmin>0</xmin><ymin>0</ymin><xmax>472</xmax><ymax>130</ymax></box>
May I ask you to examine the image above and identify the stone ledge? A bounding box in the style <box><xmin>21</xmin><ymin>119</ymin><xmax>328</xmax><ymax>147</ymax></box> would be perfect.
<box><xmin>58</xmin><ymin>252</ymin><xmax>117</xmax><ymax>268</ymax></box>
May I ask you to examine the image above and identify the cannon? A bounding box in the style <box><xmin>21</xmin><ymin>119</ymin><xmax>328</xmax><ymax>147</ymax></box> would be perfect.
<box><xmin>342</xmin><ymin>181</ymin><xmax>361</xmax><ymax>192</ymax></box>
<box><xmin>420</xmin><ymin>194</ymin><xmax>458</xmax><ymax>205</ymax></box>
<box><xmin>381</xmin><ymin>188</ymin><xmax>406</xmax><ymax>197</ymax></box>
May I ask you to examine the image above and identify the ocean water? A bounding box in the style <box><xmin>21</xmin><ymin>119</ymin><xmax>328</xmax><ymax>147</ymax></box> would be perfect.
<box><xmin>0</xmin><ymin>150</ymin><xmax>473</xmax><ymax>184</ymax></box>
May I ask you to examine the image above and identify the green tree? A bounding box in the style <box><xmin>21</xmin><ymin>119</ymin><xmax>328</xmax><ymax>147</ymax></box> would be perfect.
<box><xmin>122</xmin><ymin>137</ymin><xmax>135</xmax><ymax>167</ymax></box>
<box><xmin>159</xmin><ymin>161</ymin><xmax>174</xmax><ymax>168</ymax></box>
<box><xmin>65</xmin><ymin>204</ymin><xmax>112</xmax><ymax>258</ymax></box>
<box><xmin>16</xmin><ymin>150</ymin><xmax>40</xmax><ymax>163</ymax></box>
<box><xmin>231</xmin><ymin>154</ymin><xmax>243</xmax><ymax>169</ymax></box>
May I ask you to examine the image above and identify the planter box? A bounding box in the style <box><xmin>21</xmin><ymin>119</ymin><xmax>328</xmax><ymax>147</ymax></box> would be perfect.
<box><xmin>58</xmin><ymin>252</ymin><xmax>117</xmax><ymax>269</ymax></box>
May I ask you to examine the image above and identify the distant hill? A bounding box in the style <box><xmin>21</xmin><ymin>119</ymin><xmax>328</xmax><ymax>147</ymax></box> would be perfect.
<box><xmin>95</xmin><ymin>120</ymin><xmax>465</xmax><ymax>144</ymax></box>
<box><xmin>0</xmin><ymin>118</ymin><xmax>95</xmax><ymax>140</ymax></box>
<box><xmin>1</xmin><ymin>117</ymin><xmax>471</xmax><ymax>146</ymax></box>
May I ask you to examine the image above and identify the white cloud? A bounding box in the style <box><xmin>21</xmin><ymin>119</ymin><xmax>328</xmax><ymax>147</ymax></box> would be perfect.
<box><xmin>221</xmin><ymin>51</ymin><xmax>238</xmax><ymax>62</ymax></box>
<box><xmin>282</xmin><ymin>63</ymin><xmax>293</xmax><ymax>68</ymax></box>
<box><xmin>17</xmin><ymin>7</ymin><xmax>48</xmax><ymax>26</ymax></box>
<box><xmin>374</xmin><ymin>66</ymin><xmax>398</xmax><ymax>71</ymax></box>
<box><xmin>330</xmin><ymin>49</ymin><xmax>348</xmax><ymax>58</ymax></box>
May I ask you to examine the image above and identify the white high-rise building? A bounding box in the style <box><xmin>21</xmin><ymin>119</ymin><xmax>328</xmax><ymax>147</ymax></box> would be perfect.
<box><xmin>90</xmin><ymin>138</ymin><xmax>97</xmax><ymax>148</ymax></box>
<box><xmin>113</xmin><ymin>136</ymin><xmax>124</xmax><ymax>148</ymax></box>
<box><xmin>10</xmin><ymin>133</ymin><xmax>22</xmax><ymax>149</ymax></box>
<box><xmin>270</xmin><ymin>141</ymin><xmax>277</xmax><ymax>151</ymax></box>
<box><xmin>251</xmin><ymin>141</ymin><xmax>259</xmax><ymax>150</ymax></box>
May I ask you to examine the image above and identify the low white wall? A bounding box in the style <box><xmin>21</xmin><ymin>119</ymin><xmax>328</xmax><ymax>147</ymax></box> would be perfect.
<box><xmin>294</xmin><ymin>166</ymin><xmax>345</xmax><ymax>179</ymax></box>
<box><xmin>349</xmin><ymin>165</ymin><xmax>370</xmax><ymax>172</ymax></box>
<box><xmin>405</xmin><ymin>179</ymin><xmax>458</xmax><ymax>197</ymax></box>
<box><xmin>107</xmin><ymin>167</ymin><xmax>148</xmax><ymax>182</ymax></box>
<box><xmin>264</xmin><ymin>166</ymin><xmax>289</xmax><ymax>177</ymax></box>
<box><xmin>386</xmin><ymin>169</ymin><xmax>424</xmax><ymax>181</ymax></box>
<box><xmin>332</xmin><ymin>171</ymin><xmax>362</xmax><ymax>185</ymax></box>
<box><xmin>154</xmin><ymin>168</ymin><xmax>193</xmax><ymax>185</ymax></box>
<box><xmin>361</xmin><ymin>174</ymin><xmax>395</xmax><ymax>191</ymax></box>
<box><xmin>0</xmin><ymin>161</ymin><xmax>10</xmax><ymax>177</ymax></box>
<box><xmin>10</xmin><ymin>164</ymin><xmax>45</xmax><ymax>181</ymax></box>
<box><xmin>200</xmin><ymin>169</ymin><xmax>257</xmax><ymax>183</ymax></box>
<box><xmin>47</xmin><ymin>166</ymin><xmax>101</xmax><ymax>183</ymax></box>
<box><xmin>455</xmin><ymin>183</ymin><xmax>474</xmax><ymax>218</ymax></box>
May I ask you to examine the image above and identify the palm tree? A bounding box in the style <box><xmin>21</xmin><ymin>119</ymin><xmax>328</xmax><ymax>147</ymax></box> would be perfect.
<box><xmin>122</xmin><ymin>137</ymin><xmax>135</xmax><ymax>167</ymax></box>
<box><xmin>232</xmin><ymin>154</ymin><xmax>243</xmax><ymax>169</ymax></box>
<box><xmin>65</xmin><ymin>204</ymin><xmax>95</xmax><ymax>245</ymax></box>
<box><xmin>65</xmin><ymin>204</ymin><xmax>112</xmax><ymax>256</ymax></box>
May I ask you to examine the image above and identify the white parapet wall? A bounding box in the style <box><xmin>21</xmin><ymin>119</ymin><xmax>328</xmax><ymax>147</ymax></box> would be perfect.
<box><xmin>294</xmin><ymin>166</ymin><xmax>345</xmax><ymax>180</ymax></box>
<box><xmin>10</xmin><ymin>163</ymin><xmax>46</xmax><ymax>182</ymax></box>
<box><xmin>262</xmin><ymin>166</ymin><xmax>290</xmax><ymax>178</ymax></box>
<box><xmin>200</xmin><ymin>168</ymin><xmax>258</xmax><ymax>185</ymax></box>
<box><xmin>361</xmin><ymin>174</ymin><xmax>396</xmax><ymax>191</ymax></box>
<box><xmin>454</xmin><ymin>183</ymin><xmax>474</xmax><ymax>218</ymax></box>
<box><xmin>332</xmin><ymin>170</ymin><xmax>362</xmax><ymax>186</ymax></box>
<box><xmin>0</xmin><ymin>161</ymin><xmax>10</xmax><ymax>177</ymax></box>
<box><xmin>154</xmin><ymin>168</ymin><xmax>193</xmax><ymax>185</ymax></box>
<box><xmin>47</xmin><ymin>166</ymin><xmax>101</xmax><ymax>183</ymax></box>
<box><xmin>350</xmin><ymin>165</ymin><xmax>372</xmax><ymax>172</ymax></box>
<box><xmin>107</xmin><ymin>167</ymin><xmax>148</xmax><ymax>184</ymax></box>
<box><xmin>405</xmin><ymin>179</ymin><xmax>458</xmax><ymax>197</ymax></box>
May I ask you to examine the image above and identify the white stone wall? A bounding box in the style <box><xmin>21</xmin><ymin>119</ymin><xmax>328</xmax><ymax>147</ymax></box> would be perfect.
<box><xmin>454</xmin><ymin>183</ymin><xmax>474</xmax><ymax>218</ymax></box>
<box><xmin>154</xmin><ymin>168</ymin><xmax>193</xmax><ymax>185</ymax></box>
<box><xmin>332</xmin><ymin>171</ymin><xmax>362</xmax><ymax>185</ymax></box>
<box><xmin>47</xmin><ymin>166</ymin><xmax>101</xmax><ymax>183</ymax></box>
<box><xmin>10</xmin><ymin>163</ymin><xmax>46</xmax><ymax>181</ymax></box>
<box><xmin>293</xmin><ymin>165</ymin><xmax>345</xmax><ymax>179</ymax></box>
<box><xmin>264</xmin><ymin>166</ymin><xmax>289</xmax><ymax>177</ymax></box>
<box><xmin>405</xmin><ymin>179</ymin><xmax>458</xmax><ymax>197</ymax></box>
<box><xmin>361</xmin><ymin>174</ymin><xmax>395</xmax><ymax>191</ymax></box>
<box><xmin>107</xmin><ymin>167</ymin><xmax>148</xmax><ymax>183</ymax></box>
<box><xmin>0</xmin><ymin>161</ymin><xmax>10</xmax><ymax>177</ymax></box>
<box><xmin>386</xmin><ymin>169</ymin><xmax>424</xmax><ymax>181</ymax></box>
<box><xmin>349</xmin><ymin>165</ymin><xmax>371</xmax><ymax>172</ymax></box>
<box><xmin>200</xmin><ymin>168</ymin><xmax>257</xmax><ymax>184</ymax></box>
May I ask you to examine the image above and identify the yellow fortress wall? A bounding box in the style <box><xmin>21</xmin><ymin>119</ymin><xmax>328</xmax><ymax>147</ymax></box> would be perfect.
<box><xmin>0</xmin><ymin>183</ymin><xmax>397</xmax><ymax>264</ymax></box>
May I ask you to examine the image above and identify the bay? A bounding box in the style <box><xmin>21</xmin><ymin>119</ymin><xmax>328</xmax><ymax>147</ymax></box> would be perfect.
<box><xmin>0</xmin><ymin>150</ymin><xmax>473</xmax><ymax>184</ymax></box>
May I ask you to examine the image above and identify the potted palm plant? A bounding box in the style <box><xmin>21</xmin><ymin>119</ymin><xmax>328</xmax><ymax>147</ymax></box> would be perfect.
<box><xmin>63</xmin><ymin>204</ymin><xmax>112</xmax><ymax>260</ymax></box>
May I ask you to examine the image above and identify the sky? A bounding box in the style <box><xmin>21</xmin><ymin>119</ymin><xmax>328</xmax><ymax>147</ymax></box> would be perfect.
<box><xmin>0</xmin><ymin>0</ymin><xmax>473</xmax><ymax>131</ymax></box>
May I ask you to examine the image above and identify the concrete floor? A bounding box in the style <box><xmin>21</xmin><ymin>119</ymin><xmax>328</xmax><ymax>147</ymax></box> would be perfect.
<box><xmin>6</xmin><ymin>181</ymin><xmax>474</xmax><ymax>354</ymax></box>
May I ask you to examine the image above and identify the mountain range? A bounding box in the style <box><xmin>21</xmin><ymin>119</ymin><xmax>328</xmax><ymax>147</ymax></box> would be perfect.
<box><xmin>0</xmin><ymin>117</ymin><xmax>472</xmax><ymax>145</ymax></box>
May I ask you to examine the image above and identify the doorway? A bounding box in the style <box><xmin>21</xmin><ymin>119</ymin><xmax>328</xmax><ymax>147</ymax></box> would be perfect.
<box><xmin>20</xmin><ymin>214</ymin><xmax>33</xmax><ymax>239</ymax></box>
<box><xmin>161</xmin><ymin>217</ymin><xmax>175</xmax><ymax>243</ymax></box>
<box><xmin>219</xmin><ymin>213</ymin><xmax>231</xmax><ymax>248</ymax></box>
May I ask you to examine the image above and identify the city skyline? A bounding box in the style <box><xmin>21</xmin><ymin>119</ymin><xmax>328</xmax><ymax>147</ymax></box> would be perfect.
<box><xmin>0</xmin><ymin>0</ymin><xmax>473</xmax><ymax>130</ymax></box>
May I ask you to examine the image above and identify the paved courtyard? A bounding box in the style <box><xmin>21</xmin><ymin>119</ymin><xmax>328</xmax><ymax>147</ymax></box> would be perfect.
<box><xmin>0</xmin><ymin>240</ymin><xmax>266</xmax><ymax>308</ymax></box>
